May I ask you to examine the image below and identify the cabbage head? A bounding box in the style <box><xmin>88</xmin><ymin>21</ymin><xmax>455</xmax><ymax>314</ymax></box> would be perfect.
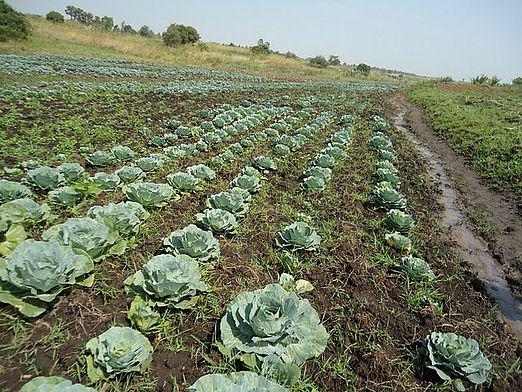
<box><xmin>0</xmin><ymin>180</ymin><xmax>33</xmax><ymax>203</ymax></box>
<box><xmin>312</xmin><ymin>153</ymin><xmax>336</xmax><ymax>168</ymax></box>
<box><xmin>302</xmin><ymin>176</ymin><xmax>325</xmax><ymax>192</ymax></box>
<box><xmin>303</xmin><ymin>166</ymin><xmax>332</xmax><ymax>181</ymax></box>
<box><xmin>206</xmin><ymin>191</ymin><xmax>248</xmax><ymax>217</ymax></box>
<box><xmin>228</xmin><ymin>142</ymin><xmax>244</xmax><ymax>154</ymax></box>
<box><xmin>422</xmin><ymin>332</ymin><xmax>491</xmax><ymax>391</ymax></box>
<box><xmin>135</xmin><ymin>156</ymin><xmax>164</xmax><ymax>172</ymax></box>
<box><xmin>189</xmin><ymin>372</ymin><xmax>287</xmax><ymax>392</ymax></box>
<box><xmin>115</xmin><ymin>166</ymin><xmax>145</xmax><ymax>184</ymax></box>
<box><xmin>26</xmin><ymin>166</ymin><xmax>65</xmax><ymax>190</ymax></box>
<box><xmin>57</xmin><ymin>162</ymin><xmax>86</xmax><ymax>183</ymax></box>
<box><xmin>220</xmin><ymin>282</ymin><xmax>328</xmax><ymax>384</ymax></box>
<box><xmin>385</xmin><ymin>209</ymin><xmax>415</xmax><ymax>233</ymax></box>
<box><xmin>253</xmin><ymin>156</ymin><xmax>277</xmax><ymax>172</ymax></box>
<box><xmin>372</xmin><ymin>185</ymin><xmax>407</xmax><ymax>210</ymax></box>
<box><xmin>230</xmin><ymin>174</ymin><xmax>261</xmax><ymax>193</ymax></box>
<box><xmin>385</xmin><ymin>232</ymin><xmax>412</xmax><ymax>253</ymax></box>
<box><xmin>43</xmin><ymin>218</ymin><xmax>125</xmax><ymax>261</ymax></box>
<box><xmin>48</xmin><ymin>186</ymin><xmax>84</xmax><ymax>207</ymax></box>
<box><xmin>85</xmin><ymin>326</ymin><xmax>153</xmax><ymax>382</ymax></box>
<box><xmin>322</xmin><ymin>146</ymin><xmax>347</xmax><ymax>160</ymax></box>
<box><xmin>89</xmin><ymin>172</ymin><xmax>121</xmax><ymax>191</ymax></box>
<box><xmin>229</xmin><ymin>187</ymin><xmax>252</xmax><ymax>204</ymax></box>
<box><xmin>187</xmin><ymin>164</ymin><xmax>215</xmax><ymax>181</ymax></box>
<box><xmin>87</xmin><ymin>201</ymin><xmax>149</xmax><ymax>238</ymax></box>
<box><xmin>196</xmin><ymin>208</ymin><xmax>239</xmax><ymax>234</ymax></box>
<box><xmin>163</xmin><ymin>224</ymin><xmax>220</xmax><ymax>264</ymax></box>
<box><xmin>167</xmin><ymin>172</ymin><xmax>201</xmax><ymax>192</ymax></box>
<box><xmin>241</xmin><ymin>166</ymin><xmax>263</xmax><ymax>179</ymax></box>
<box><xmin>86</xmin><ymin>151</ymin><xmax>115</xmax><ymax>167</ymax></box>
<box><xmin>368</xmin><ymin>135</ymin><xmax>393</xmax><ymax>151</ymax></box>
<box><xmin>378</xmin><ymin>149</ymin><xmax>397</xmax><ymax>162</ymax></box>
<box><xmin>127</xmin><ymin>296</ymin><xmax>161</xmax><ymax>333</ymax></box>
<box><xmin>375</xmin><ymin>168</ymin><xmax>400</xmax><ymax>188</ymax></box>
<box><xmin>397</xmin><ymin>256</ymin><xmax>435</xmax><ymax>281</ymax></box>
<box><xmin>275</xmin><ymin>222</ymin><xmax>321</xmax><ymax>252</ymax></box>
<box><xmin>123</xmin><ymin>182</ymin><xmax>176</xmax><ymax>207</ymax></box>
<box><xmin>0</xmin><ymin>198</ymin><xmax>49</xmax><ymax>227</ymax></box>
<box><xmin>273</xmin><ymin>144</ymin><xmax>291</xmax><ymax>156</ymax></box>
<box><xmin>125</xmin><ymin>254</ymin><xmax>207</xmax><ymax>308</ymax></box>
<box><xmin>0</xmin><ymin>239</ymin><xmax>93</xmax><ymax>317</ymax></box>
<box><xmin>111</xmin><ymin>145</ymin><xmax>135</xmax><ymax>162</ymax></box>
<box><xmin>19</xmin><ymin>376</ymin><xmax>95</xmax><ymax>392</ymax></box>
<box><xmin>0</xmin><ymin>220</ymin><xmax>27</xmax><ymax>256</ymax></box>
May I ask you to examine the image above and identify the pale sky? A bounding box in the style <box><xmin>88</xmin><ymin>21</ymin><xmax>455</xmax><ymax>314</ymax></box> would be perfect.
<box><xmin>8</xmin><ymin>0</ymin><xmax>522</xmax><ymax>82</ymax></box>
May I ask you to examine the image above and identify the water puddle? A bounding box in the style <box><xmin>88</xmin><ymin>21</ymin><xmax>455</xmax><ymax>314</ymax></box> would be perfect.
<box><xmin>394</xmin><ymin>111</ymin><xmax>522</xmax><ymax>338</ymax></box>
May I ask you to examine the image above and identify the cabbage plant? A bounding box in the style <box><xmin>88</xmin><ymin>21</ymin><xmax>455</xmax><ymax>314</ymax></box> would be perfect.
<box><xmin>196</xmin><ymin>208</ymin><xmax>239</xmax><ymax>234</ymax></box>
<box><xmin>220</xmin><ymin>281</ymin><xmax>328</xmax><ymax>384</ymax></box>
<box><xmin>303</xmin><ymin>166</ymin><xmax>331</xmax><ymax>181</ymax></box>
<box><xmin>189</xmin><ymin>372</ymin><xmax>287</xmax><ymax>392</ymax></box>
<box><xmin>312</xmin><ymin>153</ymin><xmax>336</xmax><ymax>168</ymax></box>
<box><xmin>57</xmin><ymin>162</ymin><xmax>86</xmax><ymax>183</ymax></box>
<box><xmin>230</xmin><ymin>174</ymin><xmax>261</xmax><ymax>193</ymax></box>
<box><xmin>302</xmin><ymin>176</ymin><xmax>325</xmax><ymax>192</ymax></box>
<box><xmin>125</xmin><ymin>254</ymin><xmax>207</xmax><ymax>308</ymax></box>
<box><xmin>111</xmin><ymin>145</ymin><xmax>135</xmax><ymax>162</ymax></box>
<box><xmin>253</xmin><ymin>156</ymin><xmax>277</xmax><ymax>172</ymax></box>
<box><xmin>0</xmin><ymin>198</ymin><xmax>49</xmax><ymax>227</ymax></box>
<box><xmin>372</xmin><ymin>185</ymin><xmax>407</xmax><ymax>210</ymax></box>
<box><xmin>43</xmin><ymin>218</ymin><xmax>125</xmax><ymax>261</ymax></box>
<box><xmin>375</xmin><ymin>168</ymin><xmax>400</xmax><ymax>188</ymax></box>
<box><xmin>167</xmin><ymin>172</ymin><xmax>201</xmax><ymax>192</ymax></box>
<box><xmin>397</xmin><ymin>256</ymin><xmax>435</xmax><ymax>281</ymax></box>
<box><xmin>87</xmin><ymin>201</ymin><xmax>149</xmax><ymax>238</ymax></box>
<box><xmin>0</xmin><ymin>180</ymin><xmax>33</xmax><ymax>203</ymax></box>
<box><xmin>26</xmin><ymin>166</ymin><xmax>65</xmax><ymax>190</ymax></box>
<box><xmin>385</xmin><ymin>209</ymin><xmax>415</xmax><ymax>233</ymax></box>
<box><xmin>86</xmin><ymin>151</ymin><xmax>115</xmax><ymax>167</ymax></box>
<box><xmin>229</xmin><ymin>187</ymin><xmax>252</xmax><ymax>204</ymax></box>
<box><xmin>385</xmin><ymin>232</ymin><xmax>412</xmax><ymax>253</ymax></box>
<box><xmin>376</xmin><ymin>160</ymin><xmax>398</xmax><ymax>173</ymax></box>
<box><xmin>89</xmin><ymin>172</ymin><xmax>121</xmax><ymax>191</ymax></box>
<box><xmin>422</xmin><ymin>332</ymin><xmax>491</xmax><ymax>391</ymax></box>
<box><xmin>85</xmin><ymin>326</ymin><xmax>153</xmax><ymax>382</ymax></box>
<box><xmin>206</xmin><ymin>191</ymin><xmax>248</xmax><ymax>217</ymax></box>
<box><xmin>0</xmin><ymin>239</ymin><xmax>93</xmax><ymax>317</ymax></box>
<box><xmin>19</xmin><ymin>376</ymin><xmax>95</xmax><ymax>392</ymax></box>
<box><xmin>241</xmin><ymin>166</ymin><xmax>263</xmax><ymax>179</ymax></box>
<box><xmin>123</xmin><ymin>182</ymin><xmax>176</xmax><ymax>207</ymax></box>
<box><xmin>273</xmin><ymin>144</ymin><xmax>291</xmax><ymax>156</ymax></box>
<box><xmin>115</xmin><ymin>166</ymin><xmax>145</xmax><ymax>184</ymax></box>
<box><xmin>276</xmin><ymin>222</ymin><xmax>321</xmax><ymax>252</ymax></box>
<box><xmin>378</xmin><ymin>149</ymin><xmax>397</xmax><ymax>162</ymax></box>
<box><xmin>164</xmin><ymin>224</ymin><xmax>220</xmax><ymax>264</ymax></box>
<box><xmin>135</xmin><ymin>156</ymin><xmax>163</xmax><ymax>172</ymax></box>
<box><xmin>322</xmin><ymin>146</ymin><xmax>347</xmax><ymax>159</ymax></box>
<box><xmin>187</xmin><ymin>164</ymin><xmax>215</xmax><ymax>181</ymax></box>
<box><xmin>368</xmin><ymin>135</ymin><xmax>393</xmax><ymax>151</ymax></box>
<box><xmin>48</xmin><ymin>186</ymin><xmax>84</xmax><ymax>207</ymax></box>
<box><xmin>127</xmin><ymin>296</ymin><xmax>161</xmax><ymax>333</ymax></box>
<box><xmin>0</xmin><ymin>220</ymin><xmax>26</xmax><ymax>256</ymax></box>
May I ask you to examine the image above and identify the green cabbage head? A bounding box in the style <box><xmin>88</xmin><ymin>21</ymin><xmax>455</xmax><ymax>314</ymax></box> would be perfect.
<box><xmin>230</xmin><ymin>174</ymin><xmax>261</xmax><ymax>193</ymax></box>
<box><xmin>206</xmin><ymin>191</ymin><xmax>248</xmax><ymax>217</ymax></box>
<box><xmin>115</xmin><ymin>166</ymin><xmax>145</xmax><ymax>184</ymax></box>
<box><xmin>189</xmin><ymin>371</ymin><xmax>287</xmax><ymax>392</ymax></box>
<box><xmin>85</xmin><ymin>326</ymin><xmax>153</xmax><ymax>382</ymax></box>
<box><xmin>111</xmin><ymin>145</ymin><xmax>135</xmax><ymax>162</ymax></box>
<box><xmin>57</xmin><ymin>162</ymin><xmax>86</xmax><ymax>183</ymax></box>
<box><xmin>20</xmin><ymin>376</ymin><xmax>95</xmax><ymax>392</ymax></box>
<box><xmin>26</xmin><ymin>166</ymin><xmax>65</xmax><ymax>190</ymax></box>
<box><xmin>302</xmin><ymin>176</ymin><xmax>325</xmax><ymax>192</ymax></box>
<box><xmin>0</xmin><ymin>198</ymin><xmax>49</xmax><ymax>227</ymax></box>
<box><xmin>423</xmin><ymin>332</ymin><xmax>491</xmax><ymax>391</ymax></box>
<box><xmin>167</xmin><ymin>172</ymin><xmax>201</xmax><ymax>192</ymax></box>
<box><xmin>372</xmin><ymin>185</ymin><xmax>407</xmax><ymax>210</ymax></box>
<box><xmin>397</xmin><ymin>256</ymin><xmax>435</xmax><ymax>281</ymax></box>
<box><xmin>385</xmin><ymin>209</ymin><xmax>415</xmax><ymax>233</ymax></box>
<box><xmin>253</xmin><ymin>156</ymin><xmax>277</xmax><ymax>172</ymax></box>
<box><xmin>275</xmin><ymin>222</ymin><xmax>321</xmax><ymax>252</ymax></box>
<box><xmin>0</xmin><ymin>180</ymin><xmax>33</xmax><ymax>203</ymax></box>
<box><xmin>163</xmin><ymin>224</ymin><xmax>220</xmax><ymax>264</ymax></box>
<box><xmin>87</xmin><ymin>201</ymin><xmax>149</xmax><ymax>238</ymax></box>
<box><xmin>86</xmin><ymin>151</ymin><xmax>115</xmax><ymax>167</ymax></box>
<box><xmin>0</xmin><ymin>239</ymin><xmax>94</xmax><ymax>317</ymax></box>
<box><xmin>89</xmin><ymin>172</ymin><xmax>121</xmax><ymax>191</ymax></box>
<box><xmin>123</xmin><ymin>182</ymin><xmax>176</xmax><ymax>207</ymax></box>
<box><xmin>196</xmin><ymin>208</ymin><xmax>239</xmax><ymax>234</ymax></box>
<box><xmin>48</xmin><ymin>186</ymin><xmax>84</xmax><ymax>207</ymax></box>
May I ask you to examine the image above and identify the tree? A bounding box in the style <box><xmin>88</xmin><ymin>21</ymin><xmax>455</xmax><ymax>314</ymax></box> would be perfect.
<box><xmin>308</xmin><ymin>55</ymin><xmax>329</xmax><ymax>68</ymax></box>
<box><xmin>489</xmin><ymin>75</ymin><xmax>501</xmax><ymax>86</ymax></box>
<box><xmin>328</xmin><ymin>55</ymin><xmax>341</xmax><ymax>66</ymax></box>
<box><xmin>251</xmin><ymin>38</ymin><xmax>270</xmax><ymax>55</ymax></box>
<box><xmin>0</xmin><ymin>0</ymin><xmax>30</xmax><ymax>42</ymax></box>
<box><xmin>138</xmin><ymin>25</ymin><xmax>155</xmax><ymax>37</ymax></box>
<box><xmin>356</xmin><ymin>63</ymin><xmax>371</xmax><ymax>76</ymax></box>
<box><xmin>162</xmin><ymin>23</ymin><xmax>200</xmax><ymax>46</ymax></box>
<box><xmin>121</xmin><ymin>23</ymin><xmax>137</xmax><ymax>34</ymax></box>
<box><xmin>46</xmin><ymin>11</ymin><xmax>64</xmax><ymax>23</ymax></box>
<box><xmin>470</xmin><ymin>74</ymin><xmax>489</xmax><ymax>84</ymax></box>
<box><xmin>513</xmin><ymin>77</ymin><xmax>522</xmax><ymax>86</ymax></box>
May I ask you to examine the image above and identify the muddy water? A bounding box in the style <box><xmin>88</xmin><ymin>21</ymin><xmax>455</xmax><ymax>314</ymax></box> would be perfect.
<box><xmin>394</xmin><ymin>111</ymin><xmax>522</xmax><ymax>338</ymax></box>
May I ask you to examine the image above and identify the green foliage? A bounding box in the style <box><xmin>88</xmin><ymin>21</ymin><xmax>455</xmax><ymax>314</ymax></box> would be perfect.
<box><xmin>20</xmin><ymin>376</ymin><xmax>95</xmax><ymax>391</ymax></box>
<box><xmin>89</xmin><ymin>172</ymin><xmax>121</xmax><ymax>191</ymax></box>
<box><xmin>187</xmin><ymin>164</ymin><xmax>215</xmax><ymax>181</ymax></box>
<box><xmin>275</xmin><ymin>222</ymin><xmax>321</xmax><ymax>252</ymax></box>
<box><xmin>303</xmin><ymin>166</ymin><xmax>332</xmax><ymax>181</ymax></box>
<box><xmin>85</xmin><ymin>326</ymin><xmax>153</xmax><ymax>382</ymax></box>
<box><xmin>163</xmin><ymin>23</ymin><xmax>200</xmax><ymax>46</ymax></box>
<box><xmin>115</xmin><ymin>165</ymin><xmax>145</xmax><ymax>184</ymax></box>
<box><xmin>356</xmin><ymin>63</ymin><xmax>371</xmax><ymax>76</ymax></box>
<box><xmin>206</xmin><ymin>191</ymin><xmax>248</xmax><ymax>217</ymax></box>
<box><xmin>513</xmin><ymin>77</ymin><xmax>522</xmax><ymax>85</ymax></box>
<box><xmin>46</xmin><ymin>11</ymin><xmax>64</xmax><ymax>24</ymax></box>
<box><xmin>0</xmin><ymin>239</ymin><xmax>93</xmax><ymax>317</ymax></box>
<box><xmin>302</xmin><ymin>176</ymin><xmax>326</xmax><ymax>192</ymax></box>
<box><xmin>372</xmin><ymin>185</ymin><xmax>407</xmax><ymax>210</ymax></box>
<box><xmin>470</xmin><ymin>74</ymin><xmax>489</xmax><ymax>84</ymax></box>
<box><xmin>138</xmin><ymin>25</ymin><xmax>155</xmax><ymax>37</ymax></box>
<box><xmin>167</xmin><ymin>172</ymin><xmax>201</xmax><ymax>192</ymax></box>
<box><xmin>385</xmin><ymin>232</ymin><xmax>412</xmax><ymax>253</ymax></box>
<box><xmin>251</xmin><ymin>39</ymin><xmax>271</xmax><ymax>55</ymax></box>
<box><xmin>328</xmin><ymin>55</ymin><xmax>341</xmax><ymax>66</ymax></box>
<box><xmin>253</xmin><ymin>156</ymin><xmax>277</xmax><ymax>172</ymax></box>
<box><xmin>48</xmin><ymin>186</ymin><xmax>83</xmax><ymax>207</ymax></box>
<box><xmin>0</xmin><ymin>0</ymin><xmax>30</xmax><ymax>42</ymax></box>
<box><xmin>111</xmin><ymin>145</ymin><xmax>135</xmax><ymax>162</ymax></box>
<box><xmin>86</xmin><ymin>150</ymin><xmax>115</xmax><ymax>167</ymax></box>
<box><xmin>0</xmin><ymin>198</ymin><xmax>49</xmax><ymax>227</ymax></box>
<box><xmin>87</xmin><ymin>201</ymin><xmax>149</xmax><ymax>238</ymax></box>
<box><xmin>422</xmin><ymin>332</ymin><xmax>491</xmax><ymax>391</ymax></box>
<box><xmin>122</xmin><ymin>182</ymin><xmax>176</xmax><ymax>207</ymax></box>
<box><xmin>163</xmin><ymin>224</ymin><xmax>220</xmax><ymax>263</ymax></box>
<box><xmin>196</xmin><ymin>208</ymin><xmax>239</xmax><ymax>234</ymax></box>
<box><xmin>0</xmin><ymin>220</ymin><xmax>26</xmax><ymax>256</ymax></box>
<box><xmin>230</xmin><ymin>174</ymin><xmax>261</xmax><ymax>193</ymax></box>
<box><xmin>308</xmin><ymin>55</ymin><xmax>329</xmax><ymax>69</ymax></box>
<box><xmin>396</xmin><ymin>256</ymin><xmax>435</xmax><ymax>281</ymax></box>
<box><xmin>189</xmin><ymin>372</ymin><xmax>287</xmax><ymax>391</ymax></box>
<box><xmin>57</xmin><ymin>162</ymin><xmax>86</xmax><ymax>183</ymax></box>
<box><xmin>26</xmin><ymin>166</ymin><xmax>65</xmax><ymax>190</ymax></box>
<box><xmin>385</xmin><ymin>209</ymin><xmax>415</xmax><ymax>233</ymax></box>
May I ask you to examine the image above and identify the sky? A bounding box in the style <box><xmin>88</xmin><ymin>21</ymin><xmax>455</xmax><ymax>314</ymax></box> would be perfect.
<box><xmin>8</xmin><ymin>0</ymin><xmax>522</xmax><ymax>82</ymax></box>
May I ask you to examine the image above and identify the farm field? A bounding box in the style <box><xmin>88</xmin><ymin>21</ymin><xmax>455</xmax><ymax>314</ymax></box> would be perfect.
<box><xmin>0</xmin><ymin>54</ymin><xmax>520</xmax><ymax>392</ymax></box>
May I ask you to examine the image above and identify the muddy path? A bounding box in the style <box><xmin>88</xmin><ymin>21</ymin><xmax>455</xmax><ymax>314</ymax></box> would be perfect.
<box><xmin>390</xmin><ymin>93</ymin><xmax>522</xmax><ymax>338</ymax></box>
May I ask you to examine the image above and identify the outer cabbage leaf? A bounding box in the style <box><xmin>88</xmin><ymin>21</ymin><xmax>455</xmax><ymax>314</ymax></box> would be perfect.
<box><xmin>19</xmin><ymin>376</ymin><xmax>95</xmax><ymax>392</ymax></box>
<box><xmin>163</xmin><ymin>224</ymin><xmax>220</xmax><ymax>264</ymax></box>
<box><xmin>189</xmin><ymin>371</ymin><xmax>287</xmax><ymax>392</ymax></box>
<box><xmin>0</xmin><ymin>221</ymin><xmax>27</xmax><ymax>256</ymax></box>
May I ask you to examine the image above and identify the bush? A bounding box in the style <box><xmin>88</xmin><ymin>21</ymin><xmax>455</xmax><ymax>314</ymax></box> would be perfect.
<box><xmin>285</xmin><ymin>51</ymin><xmax>297</xmax><ymax>59</ymax></box>
<box><xmin>328</xmin><ymin>55</ymin><xmax>341</xmax><ymax>66</ymax></box>
<box><xmin>0</xmin><ymin>0</ymin><xmax>30</xmax><ymax>42</ymax></box>
<box><xmin>163</xmin><ymin>23</ymin><xmax>200</xmax><ymax>46</ymax></box>
<box><xmin>470</xmin><ymin>74</ymin><xmax>489</xmax><ymax>84</ymax></box>
<box><xmin>439</xmin><ymin>76</ymin><xmax>453</xmax><ymax>82</ymax></box>
<box><xmin>513</xmin><ymin>77</ymin><xmax>522</xmax><ymax>86</ymax></box>
<box><xmin>46</xmin><ymin>11</ymin><xmax>64</xmax><ymax>23</ymax></box>
<box><xmin>308</xmin><ymin>55</ymin><xmax>329</xmax><ymax>68</ymax></box>
<box><xmin>356</xmin><ymin>63</ymin><xmax>371</xmax><ymax>76</ymax></box>
<box><xmin>251</xmin><ymin>39</ymin><xmax>270</xmax><ymax>55</ymax></box>
<box><xmin>489</xmin><ymin>75</ymin><xmax>501</xmax><ymax>86</ymax></box>
<box><xmin>138</xmin><ymin>25</ymin><xmax>154</xmax><ymax>37</ymax></box>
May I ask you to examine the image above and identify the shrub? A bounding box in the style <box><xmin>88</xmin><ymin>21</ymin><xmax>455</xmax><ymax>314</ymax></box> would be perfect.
<box><xmin>163</xmin><ymin>23</ymin><xmax>200</xmax><ymax>46</ymax></box>
<box><xmin>356</xmin><ymin>63</ymin><xmax>371</xmax><ymax>76</ymax></box>
<box><xmin>328</xmin><ymin>55</ymin><xmax>341</xmax><ymax>66</ymax></box>
<box><xmin>470</xmin><ymin>74</ymin><xmax>489</xmax><ymax>84</ymax></box>
<box><xmin>513</xmin><ymin>77</ymin><xmax>522</xmax><ymax>85</ymax></box>
<box><xmin>251</xmin><ymin>39</ymin><xmax>271</xmax><ymax>55</ymax></box>
<box><xmin>138</xmin><ymin>25</ymin><xmax>154</xmax><ymax>37</ymax></box>
<box><xmin>308</xmin><ymin>55</ymin><xmax>329</xmax><ymax>69</ymax></box>
<box><xmin>0</xmin><ymin>0</ymin><xmax>30</xmax><ymax>42</ymax></box>
<box><xmin>439</xmin><ymin>76</ymin><xmax>453</xmax><ymax>83</ymax></box>
<box><xmin>46</xmin><ymin>11</ymin><xmax>64</xmax><ymax>23</ymax></box>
